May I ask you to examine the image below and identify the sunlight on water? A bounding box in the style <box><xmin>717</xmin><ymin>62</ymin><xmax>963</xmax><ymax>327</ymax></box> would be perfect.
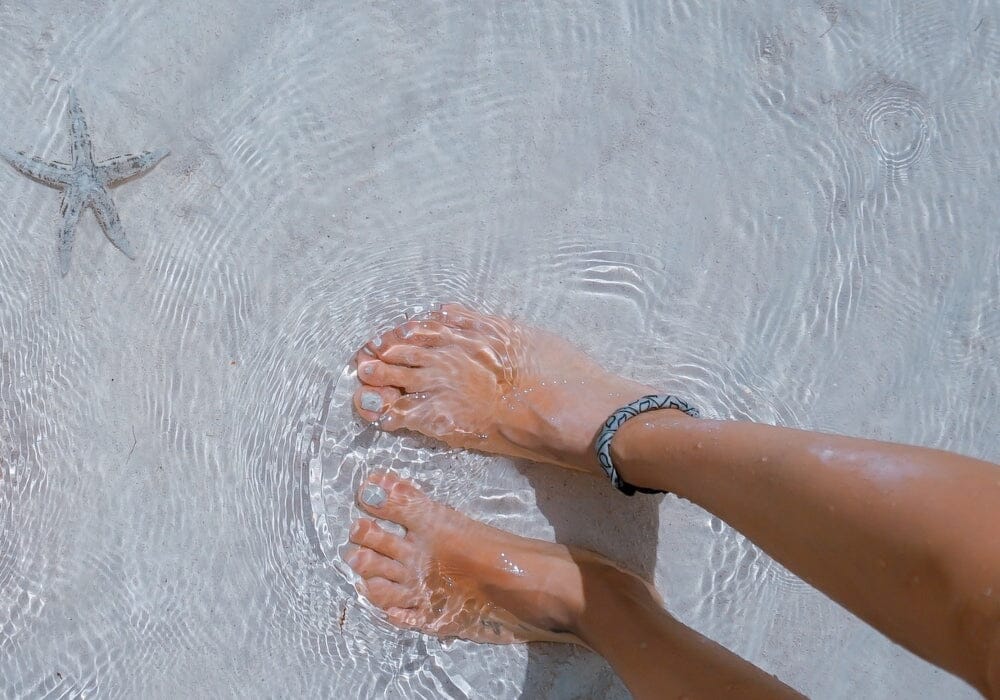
<box><xmin>0</xmin><ymin>0</ymin><xmax>996</xmax><ymax>697</ymax></box>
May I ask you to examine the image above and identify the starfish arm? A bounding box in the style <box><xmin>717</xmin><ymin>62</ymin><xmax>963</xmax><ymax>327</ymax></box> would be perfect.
<box><xmin>89</xmin><ymin>186</ymin><xmax>136</xmax><ymax>261</ymax></box>
<box><xmin>1</xmin><ymin>147</ymin><xmax>73</xmax><ymax>187</ymax></box>
<box><xmin>97</xmin><ymin>149</ymin><xmax>169</xmax><ymax>186</ymax></box>
<box><xmin>67</xmin><ymin>88</ymin><xmax>95</xmax><ymax>167</ymax></box>
<box><xmin>58</xmin><ymin>188</ymin><xmax>84</xmax><ymax>276</ymax></box>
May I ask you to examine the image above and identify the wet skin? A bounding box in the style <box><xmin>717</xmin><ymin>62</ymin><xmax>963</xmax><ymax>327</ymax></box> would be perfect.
<box><xmin>351</xmin><ymin>302</ymin><xmax>657</xmax><ymax>475</ymax></box>
<box><xmin>346</xmin><ymin>303</ymin><xmax>1000</xmax><ymax>698</ymax></box>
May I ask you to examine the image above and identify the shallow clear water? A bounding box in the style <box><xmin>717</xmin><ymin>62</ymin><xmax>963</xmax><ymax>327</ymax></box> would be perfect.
<box><xmin>1</xmin><ymin>1</ymin><xmax>997</xmax><ymax>697</ymax></box>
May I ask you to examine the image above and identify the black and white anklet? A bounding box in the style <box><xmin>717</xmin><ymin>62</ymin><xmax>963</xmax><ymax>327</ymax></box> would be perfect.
<box><xmin>596</xmin><ymin>395</ymin><xmax>700</xmax><ymax>496</ymax></box>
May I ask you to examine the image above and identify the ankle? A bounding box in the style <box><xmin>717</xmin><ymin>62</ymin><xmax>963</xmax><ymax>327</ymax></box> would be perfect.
<box><xmin>608</xmin><ymin>409</ymin><xmax>695</xmax><ymax>492</ymax></box>
<box><xmin>566</xmin><ymin>555</ymin><xmax>660</xmax><ymax>640</ymax></box>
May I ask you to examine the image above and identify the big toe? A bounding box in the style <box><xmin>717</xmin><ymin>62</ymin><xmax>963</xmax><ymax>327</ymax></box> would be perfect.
<box><xmin>353</xmin><ymin>385</ymin><xmax>401</xmax><ymax>422</ymax></box>
<box><xmin>356</xmin><ymin>472</ymin><xmax>435</xmax><ymax>530</ymax></box>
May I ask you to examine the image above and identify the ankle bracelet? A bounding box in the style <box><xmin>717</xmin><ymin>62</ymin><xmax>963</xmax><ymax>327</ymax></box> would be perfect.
<box><xmin>596</xmin><ymin>394</ymin><xmax>700</xmax><ymax>496</ymax></box>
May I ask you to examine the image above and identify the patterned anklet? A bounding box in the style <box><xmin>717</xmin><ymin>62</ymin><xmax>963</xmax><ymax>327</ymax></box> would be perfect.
<box><xmin>596</xmin><ymin>394</ymin><xmax>700</xmax><ymax>496</ymax></box>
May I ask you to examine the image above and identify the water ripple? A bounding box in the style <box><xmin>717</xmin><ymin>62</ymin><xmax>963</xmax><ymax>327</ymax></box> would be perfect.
<box><xmin>225</xmin><ymin>267</ymin><xmax>518</xmax><ymax>695</ymax></box>
<box><xmin>1</xmin><ymin>2</ymin><xmax>995</xmax><ymax>698</ymax></box>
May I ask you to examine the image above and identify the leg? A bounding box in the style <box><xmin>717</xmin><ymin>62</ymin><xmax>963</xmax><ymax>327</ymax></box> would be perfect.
<box><xmin>353</xmin><ymin>304</ymin><xmax>1000</xmax><ymax>695</ymax></box>
<box><xmin>347</xmin><ymin>473</ymin><xmax>800</xmax><ymax>699</ymax></box>
<box><xmin>610</xmin><ymin>413</ymin><xmax>1000</xmax><ymax>696</ymax></box>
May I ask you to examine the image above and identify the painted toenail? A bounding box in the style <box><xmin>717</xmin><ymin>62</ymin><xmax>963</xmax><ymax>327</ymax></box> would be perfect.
<box><xmin>371</xmin><ymin>336</ymin><xmax>383</xmax><ymax>348</ymax></box>
<box><xmin>360</xmin><ymin>391</ymin><xmax>382</xmax><ymax>413</ymax></box>
<box><xmin>362</xmin><ymin>365</ymin><xmax>374</xmax><ymax>376</ymax></box>
<box><xmin>361</xmin><ymin>483</ymin><xmax>387</xmax><ymax>508</ymax></box>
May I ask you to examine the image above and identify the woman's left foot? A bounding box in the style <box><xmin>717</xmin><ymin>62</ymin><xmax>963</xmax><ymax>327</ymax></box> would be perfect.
<box><xmin>346</xmin><ymin>471</ymin><xmax>652</xmax><ymax>644</ymax></box>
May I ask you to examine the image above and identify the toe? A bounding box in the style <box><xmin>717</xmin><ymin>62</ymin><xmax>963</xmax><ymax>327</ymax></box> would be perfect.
<box><xmin>379</xmin><ymin>394</ymin><xmax>458</xmax><ymax>439</ymax></box>
<box><xmin>365</xmin><ymin>328</ymin><xmax>396</xmax><ymax>355</ymax></box>
<box><xmin>353</xmin><ymin>385</ymin><xmax>401</xmax><ymax>422</ymax></box>
<box><xmin>354</xmin><ymin>346</ymin><xmax>376</xmax><ymax>364</ymax></box>
<box><xmin>357</xmin><ymin>358</ymin><xmax>429</xmax><ymax>393</ymax></box>
<box><xmin>377</xmin><ymin>344</ymin><xmax>435</xmax><ymax>368</ymax></box>
<box><xmin>357</xmin><ymin>472</ymin><xmax>432</xmax><ymax>528</ymax></box>
<box><xmin>349</xmin><ymin>518</ymin><xmax>411</xmax><ymax>560</ymax></box>
<box><xmin>392</xmin><ymin>319</ymin><xmax>452</xmax><ymax>348</ymax></box>
<box><xmin>346</xmin><ymin>547</ymin><xmax>408</xmax><ymax>583</ymax></box>
<box><xmin>372</xmin><ymin>392</ymin><xmax>419</xmax><ymax>433</ymax></box>
<box><xmin>359</xmin><ymin>578</ymin><xmax>419</xmax><ymax>610</ymax></box>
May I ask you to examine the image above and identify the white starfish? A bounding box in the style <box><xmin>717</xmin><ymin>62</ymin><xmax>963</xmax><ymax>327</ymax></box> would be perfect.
<box><xmin>1</xmin><ymin>88</ymin><xmax>168</xmax><ymax>275</ymax></box>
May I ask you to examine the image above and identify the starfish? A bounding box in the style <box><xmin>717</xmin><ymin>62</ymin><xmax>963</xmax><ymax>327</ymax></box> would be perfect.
<box><xmin>1</xmin><ymin>88</ymin><xmax>168</xmax><ymax>275</ymax></box>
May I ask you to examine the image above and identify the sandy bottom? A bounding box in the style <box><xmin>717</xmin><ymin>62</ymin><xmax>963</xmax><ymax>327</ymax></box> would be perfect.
<box><xmin>0</xmin><ymin>1</ymin><xmax>996</xmax><ymax>697</ymax></box>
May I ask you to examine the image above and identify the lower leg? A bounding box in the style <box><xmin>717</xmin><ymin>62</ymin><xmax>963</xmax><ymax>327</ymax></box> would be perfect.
<box><xmin>577</xmin><ymin>569</ymin><xmax>801</xmax><ymax>699</ymax></box>
<box><xmin>610</xmin><ymin>411</ymin><xmax>1000</xmax><ymax>694</ymax></box>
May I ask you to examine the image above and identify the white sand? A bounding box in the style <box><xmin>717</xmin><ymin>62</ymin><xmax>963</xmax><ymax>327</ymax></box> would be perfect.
<box><xmin>0</xmin><ymin>1</ymin><xmax>996</xmax><ymax>697</ymax></box>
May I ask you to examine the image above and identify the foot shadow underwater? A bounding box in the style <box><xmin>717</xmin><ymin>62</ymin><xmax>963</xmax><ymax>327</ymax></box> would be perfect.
<box><xmin>518</xmin><ymin>462</ymin><xmax>661</xmax><ymax>699</ymax></box>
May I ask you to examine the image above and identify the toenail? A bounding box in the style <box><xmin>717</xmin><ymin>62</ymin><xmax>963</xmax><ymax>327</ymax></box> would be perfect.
<box><xmin>362</xmin><ymin>364</ymin><xmax>374</xmax><ymax>376</ymax></box>
<box><xmin>361</xmin><ymin>483</ymin><xmax>387</xmax><ymax>508</ymax></box>
<box><xmin>371</xmin><ymin>336</ymin><xmax>383</xmax><ymax>348</ymax></box>
<box><xmin>360</xmin><ymin>391</ymin><xmax>382</xmax><ymax>413</ymax></box>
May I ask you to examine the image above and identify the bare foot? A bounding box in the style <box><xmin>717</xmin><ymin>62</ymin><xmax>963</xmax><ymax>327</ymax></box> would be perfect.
<box><xmin>353</xmin><ymin>303</ymin><xmax>671</xmax><ymax>474</ymax></box>
<box><xmin>346</xmin><ymin>472</ymin><xmax>655</xmax><ymax>644</ymax></box>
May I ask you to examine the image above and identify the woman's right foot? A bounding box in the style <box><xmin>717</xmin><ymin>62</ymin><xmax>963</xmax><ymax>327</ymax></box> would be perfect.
<box><xmin>353</xmin><ymin>303</ymin><xmax>679</xmax><ymax>474</ymax></box>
